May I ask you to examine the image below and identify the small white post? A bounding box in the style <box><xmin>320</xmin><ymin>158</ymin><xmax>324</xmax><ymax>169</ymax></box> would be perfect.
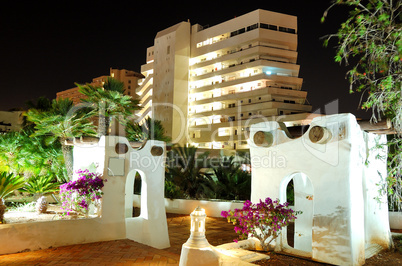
<box><xmin>179</xmin><ymin>207</ymin><xmax>220</xmax><ymax>266</ymax></box>
<box><xmin>186</xmin><ymin>206</ymin><xmax>210</xmax><ymax>248</ymax></box>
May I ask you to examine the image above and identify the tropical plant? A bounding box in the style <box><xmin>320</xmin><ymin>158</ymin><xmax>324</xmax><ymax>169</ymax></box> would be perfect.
<box><xmin>125</xmin><ymin>117</ymin><xmax>171</xmax><ymax>143</ymax></box>
<box><xmin>25</xmin><ymin>96</ymin><xmax>52</xmax><ymax>111</ymax></box>
<box><xmin>0</xmin><ymin>132</ymin><xmax>25</xmax><ymax>175</ymax></box>
<box><xmin>0</xmin><ymin>130</ymin><xmax>66</xmax><ymax>182</ymax></box>
<box><xmin>166</xmin><ymin>145</ymin><xmax>215</xmax><ymax>199</ymax></box>
<box><xmin>212</xmin><ymin>156</ymin><xmax>251</xmax><ymax>200</ymax></box>
<box><xmin>15</xmin><ymin>130</ymin><xmax>66</xmax><ymax>180</ymax></box>
<box><xmin>221</xmin><ymin>198</ymin><xmax>299</xmax><ymax>251</ymax></box>
<box><xmin>60</xmin><ymin>169</ymin><xmax>105</xmax><ymax>216</ymax></box>
<box><xmin>323</xmin><ymin>0</ymin><xmax>402</xmax><ymax>210</ymax></box>
<box><xmin>0</xmin><ymin>172</ymin><xmax>25</xmax><ymax>223</ymax></box>
<box><xmin>164</xmin><ymin>180</ymin><xmax>185</xmax><ymax>200</ymax></box>
<box><xmin>22</xmin><ymin>96</ymin><xmax>53</xmax><ymax>128</ymax></box>
<box><xmin>26</xmin><ymin>98</ymin><xmax>96</xmax><ymax>180</ymax></box>
<box><xmin>21</xmin><ymin>175</ymin><xmax>59</xmax><ymax>199</ymax></box>
<box><xmin>78</xmin><ymin>77</ymin><xmax>141</xmax><ymax>136</ymax></box>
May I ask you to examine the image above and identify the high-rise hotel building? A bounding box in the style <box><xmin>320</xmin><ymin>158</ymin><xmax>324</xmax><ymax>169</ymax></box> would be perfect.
<box><xmin>136</xmin><ymin>9</ymin><xmax>312</xmax><ymax>150</ymax></box>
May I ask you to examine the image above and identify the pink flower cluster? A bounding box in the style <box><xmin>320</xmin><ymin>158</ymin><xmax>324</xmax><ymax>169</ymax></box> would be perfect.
<box><xmin>221</xmin><ymin>197</ymin><xmax>298</xmax><ymax>251</ymax></box>
<box><xmin>60</xmin><ymin>169</ymin><xmax>106</xmax><ymax>216</ymax></box>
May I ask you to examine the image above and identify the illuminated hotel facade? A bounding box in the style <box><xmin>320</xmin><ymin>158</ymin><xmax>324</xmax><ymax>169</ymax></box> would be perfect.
<box><xmin>136</xmin><ymin>9</ymin><xmax>312</xmax><ymax>150</ymax></box>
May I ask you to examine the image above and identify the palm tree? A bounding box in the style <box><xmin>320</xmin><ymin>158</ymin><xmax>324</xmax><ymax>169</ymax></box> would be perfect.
<box><xmin>26</xmin><ymin>98</ymin><xmax>96</xmax><ymax>180</ymax></box>
<box><xmin>212</xmin><ymin>156</ymin><xmax>251</xmax><ymax>200</ymax></box>
<box><xmin>25</xmin><ymin>96</ymin><xmax>52</xmax><ymax>111</ymax></box>
<box><xmin>0</xmin><ymin>172</ymin><xmax>25</xmax><ymax>223</ymax></box>
<box><xmin>78</xmin><ymin>77</ymin><xmax>141</xmax><ymax>136</ymax></box>
<box><xmin>23</xmin><ymin>96</ymin><xmax>53</xmax><ymax>129</ymax></box>
<box><xmin>125</xmin><ymin>117</ymin><xmax>171</xmax><ymax>143</ymax></box>
<box><xmin>166</xmin><ymin>145</ymin><xmax>214</xmax><ymax>199</ymax></box>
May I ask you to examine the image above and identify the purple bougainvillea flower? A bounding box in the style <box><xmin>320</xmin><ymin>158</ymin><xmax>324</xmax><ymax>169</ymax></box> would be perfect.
<box><xmin>221</xmin><ymin>197</ymin><xmax>298</xmax><ymax>250</ymax></box>
<box><xmin>60</xmin><ymin>169</ymin><xmax>105</xmax><ymax>217</ymax></box>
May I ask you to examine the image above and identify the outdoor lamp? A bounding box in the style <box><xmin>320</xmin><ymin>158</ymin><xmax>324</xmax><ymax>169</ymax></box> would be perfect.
<box><xmin>185</xmin><ymin>206</ymin><xmax>210</xmax><ymax>248</ymax></box>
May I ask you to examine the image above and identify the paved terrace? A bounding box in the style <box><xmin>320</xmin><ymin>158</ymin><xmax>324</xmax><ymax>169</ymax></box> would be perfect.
<box><xmin>0</xmin><ymin>213</ymin><xmax>238</xmax><ymax>265</ymax></box>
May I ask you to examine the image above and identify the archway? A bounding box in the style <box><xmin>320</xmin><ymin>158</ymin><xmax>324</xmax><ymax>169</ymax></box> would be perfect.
<box><xmin>279</xmin><ymin>172</ymin><xmax>314</xmax><ymax>253</ymax></box>
<box><xmin>125</xmin><ymin>169</ymin><xmax>145</xmax><ymax>218</ymax></box>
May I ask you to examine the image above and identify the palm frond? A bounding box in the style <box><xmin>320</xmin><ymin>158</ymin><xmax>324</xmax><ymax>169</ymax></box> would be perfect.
<box><xmin>22</xmin><ymin>175</ymin><xmax>59</xmax><ymax>195</ymax></box>
<box><xmin>0</xmin><ymin>172</ymin><xmax>25</xmax><ymax>199</ymax></box>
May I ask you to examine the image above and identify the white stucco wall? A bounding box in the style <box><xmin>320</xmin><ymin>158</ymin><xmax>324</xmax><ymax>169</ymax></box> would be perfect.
<box><xmin>249</xmin><ymin>114</ymin><xmax>391</xmax><ymax>266</ymax></box>
<box><xmin>0</xmin><ymin>136</ymin><xmax>169</xmax><ymax>255</ymax></box>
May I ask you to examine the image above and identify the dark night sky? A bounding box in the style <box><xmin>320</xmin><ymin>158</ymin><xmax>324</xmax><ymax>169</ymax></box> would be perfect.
<box><xmin>0</xmin><ymin>1</ymin><xmax>371</xmax><ymax>119</ymax></box>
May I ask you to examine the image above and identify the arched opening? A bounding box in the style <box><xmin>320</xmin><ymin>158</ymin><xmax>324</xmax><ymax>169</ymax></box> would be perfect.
<box><xmin>280</xmin><ymin>172</ymin><xmax>313</xmax><ymax>253</ymax></box>
<box><xmin>125</xmin><ymin>169</ymin><xmax>146</xmax><ymax>218</ymax></box>
<box><xmin>133</xmin><ymin>172</ymin><xmax>142</xmax><ymax>217</ymax></box>
<box><xmin>286</xmin><ymin>179</ymin><xmax>295</xmax><ymax>248</ymax></box>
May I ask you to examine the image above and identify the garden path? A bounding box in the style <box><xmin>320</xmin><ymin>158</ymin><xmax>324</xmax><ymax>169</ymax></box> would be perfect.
<box><xmin>1</xmin><ymin>213</ymin><xmax>400</xmax><ymax>265</ymax></box>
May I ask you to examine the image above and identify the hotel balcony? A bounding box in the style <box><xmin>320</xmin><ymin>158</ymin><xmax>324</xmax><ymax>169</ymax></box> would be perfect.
<box><xmin>189</xmin><ymin>86</ymin><xmax>307</xmax><ymax>106</ymax></box>
<box><xmin>188</xmin><ymin>101</ymin><xmax>311</xmax><ymax>118</ymax></box>
<box><xmin>190</xmin><ymin>44</ymin><xmax>298</xmax><ymax>70</ymax></box>
<box><xmin>192</xmin><ymin>27</ymin><xmax>297</xmax><ymax>58</ymax></box>
<box><xmin>189</xmin><ymin>58</ymin><xmax>299</xmax><ymax>83</ymax></box>
<box><xmin>189</xmin><ymin>72</ymin><xmax>303</xmax><ymax>94</ymax></box>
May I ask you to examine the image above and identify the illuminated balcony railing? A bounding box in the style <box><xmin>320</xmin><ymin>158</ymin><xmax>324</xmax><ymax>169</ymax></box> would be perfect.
<box><xmin>195</xmin><ymin>22</ymin><xmax>296</xmax><ymax>50</ymax></box>
<box><xmin>189</xmin><ymin>73</ymin><xmax>303</xmax><ymax>94</ymax></box>
<box><xmin>191</xmin><ymin>44</ymin><xmax>295</xmax><ymax>68</ymax></box>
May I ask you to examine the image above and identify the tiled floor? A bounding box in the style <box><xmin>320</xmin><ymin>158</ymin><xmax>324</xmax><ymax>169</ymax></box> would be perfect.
<box><xmin>0</xmin><ymin>214</ymin><xmax>238</xmax><ymax>265</ymax></box>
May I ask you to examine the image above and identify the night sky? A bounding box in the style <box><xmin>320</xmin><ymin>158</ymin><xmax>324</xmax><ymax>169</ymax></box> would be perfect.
<box><xmin>0</xmin><ymin>1</ymin><xmax>371</xmax><ymax>119</ymax></box>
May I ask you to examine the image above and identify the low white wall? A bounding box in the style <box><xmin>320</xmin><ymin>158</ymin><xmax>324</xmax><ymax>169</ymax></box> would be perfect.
<box><xmin>389</xmin><ymin>212</ymin><xmax>402</xmax><ymax>229</ymax></box>
<box><xmin>133</xmin><ymin>195</ymin><xmax>244</xmax><ymax>218</ymax></box>
<box><xmin>0</xmin><ymin>218</ymin><xmax>126</xmax><ymax>255</ymax></box>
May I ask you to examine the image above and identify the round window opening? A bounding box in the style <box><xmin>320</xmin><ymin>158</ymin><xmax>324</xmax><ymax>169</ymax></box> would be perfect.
<box><xmin>308</xmin><ymin>126</ymin><xmax>332</xmax><ymax>144</ymax></box>
<box><xmin>253</xmin><ymin>131</ymin><xmax>274</xmax><ymax>147</ymax></box>
<box><xmin>115</xmin><ymin>143</ymin><xmax>129</xmax><ymax>154</ymax></box>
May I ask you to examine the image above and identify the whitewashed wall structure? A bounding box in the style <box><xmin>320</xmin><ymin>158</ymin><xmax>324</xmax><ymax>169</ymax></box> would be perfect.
<box><xmin>249</xmin><ymin>114</ymin><xmax>392</xmax><ymax>265</ymax></box>
<box><xmin>0</xmin><ymin>136</ymin><xmax>169</xmax><ymax>255</ymax></box>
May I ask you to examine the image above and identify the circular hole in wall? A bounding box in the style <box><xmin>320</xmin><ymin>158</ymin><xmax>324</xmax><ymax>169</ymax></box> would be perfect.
<box><xmin>151</xmin><ymin>146</ymin><xmax>164</xmax><ymax>156</ymax></box>
<box><xmin>253</xmin><ymin>131</ymin><xmax>274</xmax><ymax>147</ymax></box>
<box><xmin>115</xmin><ymin>143</ymin><xmax>129</xmax><ymax>154</ymax></box>
<box><xmin>308</xmin><ymin>126</ymin><xmax>332</xmax><ymax>144</ymax></box>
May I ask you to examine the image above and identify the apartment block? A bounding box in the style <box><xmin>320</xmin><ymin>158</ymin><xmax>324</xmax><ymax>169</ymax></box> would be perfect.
<box><xmin>57</xmin><ymin>68</ymin><xmax>143</xmax><ymax>105</ymax></box>
<box><xmin>0</xmin><ymin>111</ymin><xmax>24</xmax><ymax>133</ymax></box>
<box><xmin>136</xmin><ymin>9</ymin><xmax>312</xmax><ymax>150</ymax></box>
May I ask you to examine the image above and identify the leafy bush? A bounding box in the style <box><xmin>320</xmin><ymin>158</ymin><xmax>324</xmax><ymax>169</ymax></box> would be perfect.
<box><xmin>0</xmin><ymin>172</ymin><xmax>25</xmax><ymax>200</ymax></box>
<box><xmin>166</xmin><ymin>145</ymin><xmax>215</xmax><ymax>199</ymax></box>
<box><xmin>21</xmin><ymin>175</ymin><xmax>59</xmax><ymax>197</ymax></box>
<box><xmin>212</xmin><ymin>156</ymin><xmax>251</xmax><ymax>200</ymax></box>
<box><xmin>164</xmin><ymin>180</ymin><xmax>184</xmax><ymax>200</ymax></box>
<box><xmin>0</xmin><ymin>172</ymin><xmax>26</xmax><ymax>223</ymax></box>
<box><xmin>222</xmin><ymin>197</ymin><xmax>299</xmax><ymax>251</ymax></box>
